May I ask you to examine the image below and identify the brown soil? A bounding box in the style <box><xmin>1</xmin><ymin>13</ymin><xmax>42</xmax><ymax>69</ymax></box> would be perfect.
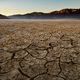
<box><xmin>0</xmin><ymin>20</ymin><xmax>80</xmax><ymax>80</ymax></box>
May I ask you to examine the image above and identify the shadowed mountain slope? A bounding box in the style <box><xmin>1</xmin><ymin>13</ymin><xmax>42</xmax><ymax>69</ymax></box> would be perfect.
<box><xmin>8</xmin><ymin>8</ymin><xmax>80</xmax><ymax>19</ymax></box>
<box><xmin>0</xmin><ymin>14</ymin><xmax>9</xmax><ymax>19</ymax></box>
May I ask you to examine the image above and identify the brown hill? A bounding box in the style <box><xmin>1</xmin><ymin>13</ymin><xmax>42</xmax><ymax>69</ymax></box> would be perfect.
<box><xmin>50</xmin><ymin>8</ymin><xmax>80</xmax><ymax>14</ymax></box>
<box><xmin>8</xmin><ymin>8</ymin><xmax>80</xmax><ymax>19</ymax></box>
<box><xmin>0</xmin><ymin>14</ymin><xmax>9</xmax><ymax>19</ymax></box>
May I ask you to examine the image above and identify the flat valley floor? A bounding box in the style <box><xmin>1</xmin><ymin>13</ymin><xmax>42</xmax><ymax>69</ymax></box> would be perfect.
<box><xmin>0</xmin><ymin>20</ymin><xmax>80</xmax><ymax>80</ymax></box>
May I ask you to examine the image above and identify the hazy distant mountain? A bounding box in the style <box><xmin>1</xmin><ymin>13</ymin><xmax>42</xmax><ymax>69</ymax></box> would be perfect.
<box><xmin>0</xmin><ymin>14</ymin><xmax>8</xmax><ymax>19</ymax></box>
<box><xmin>8</xmin><ymin>8</ymin><xmax>80</xmax><ymax>19</ymax></box>
<box><xmin>50</xmin><ymin>9</ymin><xmax>80</xmax><ymax>14</ymax></box>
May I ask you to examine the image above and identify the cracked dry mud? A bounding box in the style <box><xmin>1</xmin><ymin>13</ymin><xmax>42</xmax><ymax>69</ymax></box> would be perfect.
<box><xmin>0</xmin><ymin>20</ymin><xmax>80</xmax><ymax>80</ymax></box>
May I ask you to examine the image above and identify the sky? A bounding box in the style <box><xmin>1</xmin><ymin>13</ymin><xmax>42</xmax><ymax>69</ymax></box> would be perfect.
<box><xmin>0</xmin><ymin>0</ymin><xmax>80</xmax><ymax>16</ymax></box>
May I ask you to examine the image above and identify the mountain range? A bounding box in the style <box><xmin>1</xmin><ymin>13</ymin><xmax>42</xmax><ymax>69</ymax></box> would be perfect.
<box><xmin>0</xmin><ymin>8</ymin><xmax>80</xmax><ymax>19</ymax></box>
<box><xmin>0</xmin><ymin>14</ymin><xmax>9</xmax><ymax>19</ymax></box>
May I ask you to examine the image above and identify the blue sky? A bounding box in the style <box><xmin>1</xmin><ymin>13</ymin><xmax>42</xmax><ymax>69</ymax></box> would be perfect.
<box><xmin>0</xmin><ymin>0</ymin><xmax>80</xmax><ymax>15</ymax></box>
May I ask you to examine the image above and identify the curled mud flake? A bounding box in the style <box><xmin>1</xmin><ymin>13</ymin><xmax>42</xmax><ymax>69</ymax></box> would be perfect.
<box><xmin>27</xmin><ymin>42</ymin><xmax>40</xmax><ymax>50</ymax></box>
<box><xmin>49</xmin><ymin>41</ymin><xmax>58</xmax><ymax>48</ymax></box>
<box><xmin>3</xmin><ymin>42</ymin><xmax>29</xmax><ymax>53</ymax></box>
<box><xmin>61</xmin><ymin>62</ymin><xmax>80</xmax><ymax>80</ymax></box>
<box><xmin>46</xmin><ymin>47</ymin><xmax>62</xmax><ymax>61</ymax></box>
<box><xmin>60</xmin><ymin>40</ymin><xmax>73</xmax><ymax>49</ymax></box>
<box><xmin>72</xmin><ymin>38</ymin><xmax>80</xmax><ymax>47</ymax></box>
<box><xmin>60</xmin><ymin>35</ymin><xmax>71</xmax><ymax>41</ymax></box>
<box><xmin>0</xmin><ymin>61</ymin><xmax>13</xmax><ymax>74</ymax></box>
<box><xmin>13</xmin><ymin>50</ymin><xmax>28</xmax><ymax>59</ymax></box>
<box><xmin>26</xmin><ymin>48</ymin><xmax>47</xmax><ymax>59</ymax></box>
<box><xmin>14</xmin><ymin>73</ymin><xmax>30</xmax><ymax>80</ymax></box>
<box><xmin>19</xmin><ymin>54</ymin><xmax>47</xmax><ymax>78</ymax></box>
<box><xmin>18</xmin><ymin>68</ymin><xmax>31</xmax><ymax>79</ymax></box>
<box><xmin>34</xmin><ymin>74</ymin><xmax>53</xmax><ymax>80</ymax></box>
<box><xmin>35</xmin><ymin>32</ymin><xmax>52</xmax><ymax>41</ymax></box>
<box><xmin>59</xmin><ymin>35</ymin><xmax>75</xmax><ymax>48</ymax></box>
<box><xmin>0</xmin><ymin>58</ymin><xmax>19</xmax><ymax>75</ymax></box>
<box><xmin>1</xmin><ymin>69</ymin><xmax>19</xmax><ymax>80</ymax></box>
<box><xmin>2</xmin><ymin>69</ymin><xmax>30</xmax><ymax>80</ymax></box>
<box><xmin>0</xmin><ymin>50</ymin><xmax>12</xmax><ymax>63</ymax></box>
<box><xmin>45</xmin><ymin>59</ymin><xmax>60</xmax><ymax>76</ymax></box>
<box><xmin>26</xmin><ymin>42</ymin><xmax>48</xmax><ymax>59</ymax></box>
<box><xmin>34</xmin><ymin>74</ymin><xmax>64</xmax><ymax>80</ymax></box>
<box><xmin>60</xmin><ymin>48</ymin><xmax>80</xmax><ymax>64</ymax></box>
<box><xmin>27</xmin><ymin>42</ymin><xmax>47</xmax><ymax>50</ymax></box>
<box><xmin>2</xmin><ymin>44</ymin><xmax>21</xmax><ymax>53</ymax></box>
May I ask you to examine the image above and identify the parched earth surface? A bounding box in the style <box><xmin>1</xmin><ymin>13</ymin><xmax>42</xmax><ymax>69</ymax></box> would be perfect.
<box><xmin>0</xmin><ymin>20</ymin><xmax>80</xmax><ymax>80</ymax></box>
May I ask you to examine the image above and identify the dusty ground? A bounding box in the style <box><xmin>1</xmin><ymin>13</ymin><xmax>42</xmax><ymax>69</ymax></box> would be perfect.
<box><xmin>0</xmin><ymin>20</ymin><xmax>80</xmax><ymax>80</ymax></box>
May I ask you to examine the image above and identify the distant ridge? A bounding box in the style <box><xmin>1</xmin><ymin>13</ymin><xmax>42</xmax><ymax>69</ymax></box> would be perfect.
<box><xmin>50</xmin><ymin>8</ymin><xmax>80</xmax><ymax>14</ymax></box>
<box><xmin>0</xmin><ymin>14</ymin><xmax>9</xmax><ymax>19</ymax></box>
<box><xmin>7</xmin><ymin>8</ymin><xmax>80</xmax><ymax>19</ymax></box>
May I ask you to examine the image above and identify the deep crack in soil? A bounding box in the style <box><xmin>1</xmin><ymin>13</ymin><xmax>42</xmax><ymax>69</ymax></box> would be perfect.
<box><xmin>0</xmin><ymin>20</ymin><xmax>80</xmax><ymax>80</ymax></box>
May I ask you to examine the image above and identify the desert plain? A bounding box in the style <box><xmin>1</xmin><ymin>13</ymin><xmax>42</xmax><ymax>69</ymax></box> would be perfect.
<box><xmin>0</xmin><ymin>19</ymin><xmax>80</xmax><ymax>80</ymax></box>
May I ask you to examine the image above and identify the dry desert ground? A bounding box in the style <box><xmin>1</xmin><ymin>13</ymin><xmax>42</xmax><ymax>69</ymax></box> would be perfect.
<box><xmin>0</xmin><ymin>19</ymin><xmax>80</xmax><ymax>80</ymax></box>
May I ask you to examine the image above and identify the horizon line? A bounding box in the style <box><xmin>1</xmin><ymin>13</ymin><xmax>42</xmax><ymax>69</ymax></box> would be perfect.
<box><xmin>1</xmin><ymin>8</ymin><xmax>80</xmax><ymax>16</ymax></box>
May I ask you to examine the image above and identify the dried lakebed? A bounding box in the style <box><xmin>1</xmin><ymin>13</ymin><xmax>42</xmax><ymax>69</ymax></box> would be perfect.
<box><xmin>0</xmin><ymin>20</ymin><xmax>80</xmax><ymax>80</ymax></box>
